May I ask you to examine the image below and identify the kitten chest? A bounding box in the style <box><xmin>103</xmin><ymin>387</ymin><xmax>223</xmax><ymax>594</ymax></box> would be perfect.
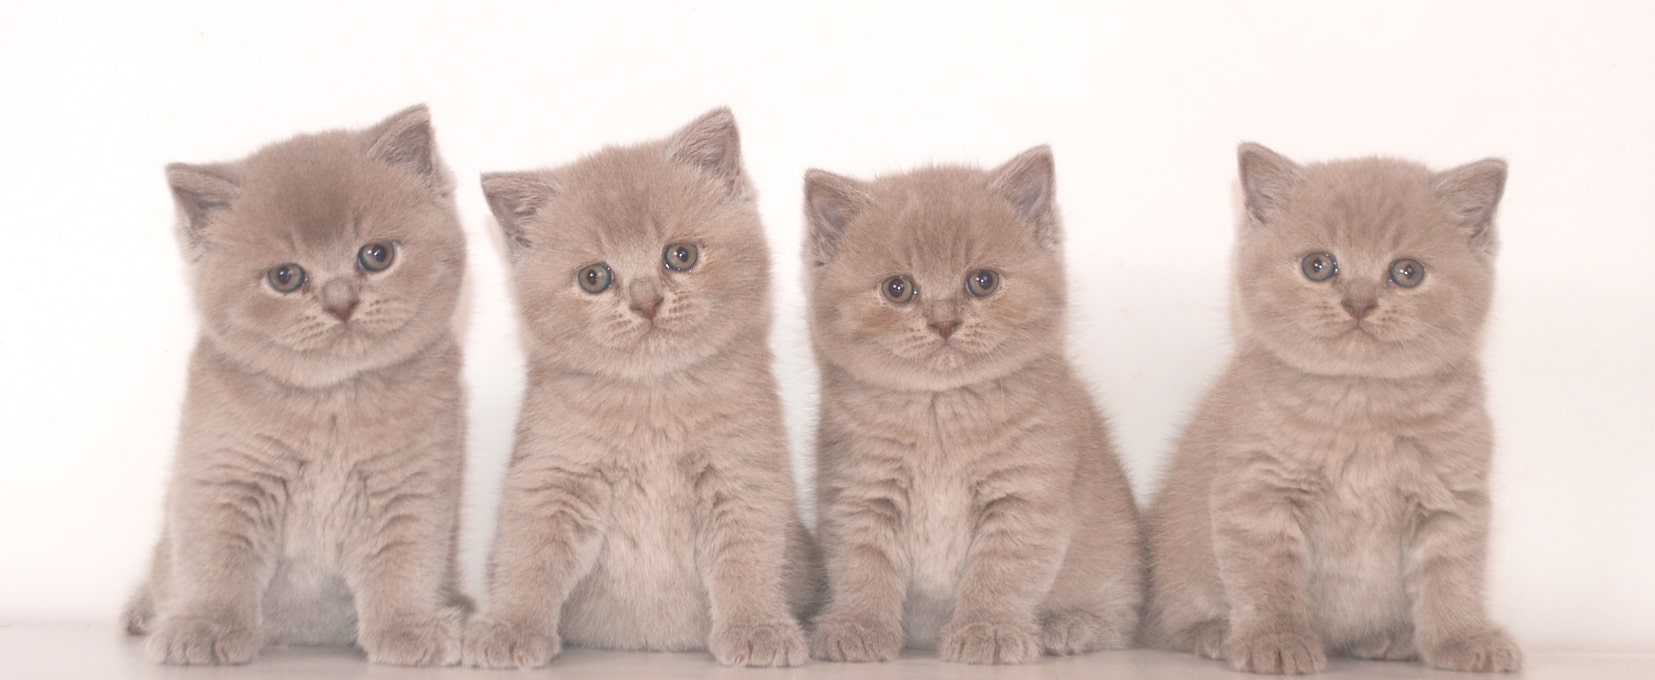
<box><xmin>897</xmin><ymin>399</ymin><xmax>985</xmax><ymax>647</ymax></box>
<box><xmin>1296</xmin><ymin>431</ymin><xmax>1418</xmax><ymax>645</ymax></box>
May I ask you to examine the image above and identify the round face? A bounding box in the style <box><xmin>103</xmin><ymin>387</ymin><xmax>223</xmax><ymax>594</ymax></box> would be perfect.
<box><xmin>1235</xmin><ymin>159</ymin><xmax>1496</xmax><ymax>378</ymax></box>
<box><xmin>191</xmin><ymin>138</ymin><xmax>465</xmax><ymax>387</ymax></box>
<box><xmin>808</xmin><ymin>169</ymin><xmax>1067</xmax><ymax>392</ymax></box>
<box><xmin>508</xmin><ymin>147</ymin><xmax>771</xmax><ymax>378</ymax></box>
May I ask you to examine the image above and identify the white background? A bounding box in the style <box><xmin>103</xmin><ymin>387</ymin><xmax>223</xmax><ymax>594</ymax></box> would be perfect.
<box><xmin>1</xmin><ymin>0</ymin><xmax>1650</xmax><ymax>654</ymax></box>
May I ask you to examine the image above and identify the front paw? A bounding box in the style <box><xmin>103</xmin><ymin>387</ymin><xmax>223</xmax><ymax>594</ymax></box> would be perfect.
<box><xmin>938</xmin><ymin>618</ymin><xmax>1040</xmax><ymax>665</ymax></box>
<box><xmin>709</xmin><ymin>618</ymin><xmax>808</xmax><ymax>667</ymax></box>
<box><xmin>462</xmin><ymin>615</ymin><xmax>560</xmax><ymax>669</ymax></box>
<box><xmin>1422</xmin><ymin>628</ymin><xmax>1522</xmax><ymax>673</ymax></box>
<box><xmin>360</xmin><ymin>608</ymin><xmax>463</xmax><ymax>667</ymax></box>
<box><xmin>810</xmin><ymin>617</ymin><xmax>903</xmax><ymax>662</ymax></box>
<box><xmin>145</xmin><ymin>615</ymin><xmax>261</xmax><ymax>665</ymax></box>
<box><xmin>1228</xmin><ymin>627</ymin><xmax>1327</xmax><ymax>675</ymax></box>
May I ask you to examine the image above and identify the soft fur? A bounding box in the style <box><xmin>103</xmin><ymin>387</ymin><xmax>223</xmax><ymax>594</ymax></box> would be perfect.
<box><xmin>803</xmin><ymin>147</ymin><xmax>1143</xmax><ymax>665</ymax></box>
<box><xmin>463</xmin><ymin>108</ymin><xmax>818</xmax><ymax>669</ymax></box>
<box><xmin>124</xmin><ymin>105</ymin><xmax>472</xmax><ymax>666</ymax></box>
<box><xmin>1142</xmin><ymin>143</ymin><xmax>1520</xmax><ymax>674</ymax></box>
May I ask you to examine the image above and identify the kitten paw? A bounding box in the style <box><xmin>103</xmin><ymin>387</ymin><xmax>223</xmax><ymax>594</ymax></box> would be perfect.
<box><xmin>122</xmin><ymin>586</ymin><xmax>157</xmax><ymax>636</ymax></box>
<box><xmin>359</xmin><ymin>608</ymin><xmax>463</xmax><ymax>667</ymax></box>
<box><xmin>145</xmin><ymin>616</ymin><xmax>261</xmax><ymax>665</ymax></box>
<box><xmin>1040</xmin><ymin>609</ymin><xmax>1131</xmax><ymax>655</ymax></box>
<box><xmin>809</xmin><ymin>617</ymin><xmax>903</xmax><ymax>662</ymax></box>
<box><xmin>939</xmin><ymin>618</ymin><xmax>1041</xmax><ymax>665</ymax></box>
<box><xmin>1422</xmin><ymin>628</ymin><xmax>1522</xmax><ymax>673</ymax></box>
<box><xmin>462</xmin><ymin>615</ymin><xmax>560</xmax><ymax>669</ymax></box>
<box><xmin>1187</xmin><ymin>619</ymin><xmax>1231</xmax><ymax>660</ymax></box>
<box><xmin>1228</xmin><ymin>628</ymin><xmax>1327</xmax><ymax>674</ymax></box>
<box><xmin>708</xmin><ymin>618</ymin><xmax>808</xmax><ymax>667</ymax></box>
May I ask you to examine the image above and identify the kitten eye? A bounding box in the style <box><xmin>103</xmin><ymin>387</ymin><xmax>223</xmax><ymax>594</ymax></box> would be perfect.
<box><xmin>965</xmin><ymin>269</ymin><xmax>1000</xmax><ymax>297</ymax></box>
<box><xmin>663</xmin><ymin>242</ymin><xmax>699</xmax><ymax>272</ymax></box>
<box><xmin>577</xmin><ymin>263</ymin><xmax>613</xmax><ymax>294</ymax></box>
<box><xmin>881</xmin><ymin>275</ymin><xmax>918</xmax><ymax>304</ymax></box>
<box><xmin>1389</xmin><ymin>258</ymin><xmax>1426</xmax><ymax>288</ymax></box>
<box><xmin>357</xmin><ymin>242</ymin><xmax>395</xmax><ymax>272</ymax></box>
<box><xmin>266</xmin><ymin>264</ymin><xmax>307</xmax><ymax>293</ymax></box>
<box><xmin>1301</xmin><ymin>252</ymin><xmax>1339</xmax><ymax>282</ymax></box>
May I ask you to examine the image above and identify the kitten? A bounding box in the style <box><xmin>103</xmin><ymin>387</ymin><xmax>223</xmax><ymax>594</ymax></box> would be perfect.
<box><xmin>123</xmin><ymin>105</ymin><xmax>472</xmax><ymax>666</ymax></box>
<box><xmin>803</xmin><ymin>147</ymin><xmax>1143</xmax><ymax>665</ymax></box>
<box><xmin>1143</xmin><ymin>143</ymin><xmax>1520</xmax><ymax>674</ymax></box>
<box><xmin>462</xmin><ymin>108</ymin><xmax>818</xmax><ymax>669</ymax></box>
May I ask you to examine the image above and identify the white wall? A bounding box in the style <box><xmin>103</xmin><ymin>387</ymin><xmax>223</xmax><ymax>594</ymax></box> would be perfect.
<box><xmin>1</xmin><ymin>0</ymin><xmax>1650</xmax><ymax>653</ymax></box>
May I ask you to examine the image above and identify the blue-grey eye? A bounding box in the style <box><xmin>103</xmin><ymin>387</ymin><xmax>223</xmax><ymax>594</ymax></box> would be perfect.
<box><xmin>1389</xmin><ymin>258</ymin><xmax>1425</xmax><ymax>288</ymax></box>
<box><xmin>577</xmin><ymin>263</ymin><xmax>613</xmax><ymax>294</ymax></box>
<box><xmin>882</xmin><ymin>275</ymin><xmax>917</xmax><ymax>304</ymax></box>
<box><xmin>663</xmin><ymin>242</ymin><xmax>699</xmax><ymax>272</ymax></box>
<box><xmin>358</xmin><ymin>242</ymin><xmax>395</xmax><ymax>272</ymax></box>
<box><xmin>966</xmin><ymin>269</ymin><xmax>1000</xmax><ymax>297</ymax></box>
<box><xmin>1301</xmin><ymin>252</ymin><xmax>1338</xmax><ymax>282</ymax></box>
<box><xmin>267</xmin><ymin>264</ymin><xmax>307</xmax><ymax>293</ymax></box>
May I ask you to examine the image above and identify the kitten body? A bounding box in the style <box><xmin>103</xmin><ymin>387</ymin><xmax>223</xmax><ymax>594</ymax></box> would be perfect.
<box><xmin>125</xmin><ymin>106</ymin><xmax>471</xmax><ymax>666</ymax></box>
<box><xmin>464</xmin><ymin>109</ymin><xmax>817</xmax><ymax>669</ymax></box>
<box><xmin>1143</xmin><ymin>144</ymin><xmax>1520</xmax><ymax>674</ymax></box>
<box><xmin>803</xmin><ymin>148</ymin><xmax>1143</xmax><ymax>665</ymax></box>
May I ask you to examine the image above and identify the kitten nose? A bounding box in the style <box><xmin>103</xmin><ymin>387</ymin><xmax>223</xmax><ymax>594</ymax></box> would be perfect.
<box><xmin>1342</xmin><ymin>299</ymin><xmax>1375</xmax><ymax>320</ymax></box>
<box><xmin>631</xmin><ymin>296</ymin><xmax>662</xmax><ymax>322</ymax></box>
<box><xmin>320</xmin><ymin>280</ymin><xmax>359</xmax><ymax>322</ymax></box>
<box><xmin>929</xmin><ymin>320</ymin><xmax>961</xmax><ymax>340</ymax></box>
<box><xmin>325</xmin><ymin>299</ymin><xmax>358</xmax><ymax>322</ymax></box>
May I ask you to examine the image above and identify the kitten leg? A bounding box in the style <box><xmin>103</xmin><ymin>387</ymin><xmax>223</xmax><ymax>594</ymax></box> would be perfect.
<box><xmin>1213</xmin><ymin>464</ymin><xmax>1327</xmax><ymax>675</ymax></box>
<box><xmin>463</xmin><ymin>448</ymin><xmax>612</xmax><ymax>669</ymax></box>
<box><xmin>145</xmin><ymin>459</ymin><xmax>286</xmax><ymax>665</ymax></box>
<box><xmin>810</xmin><ymin>464</ymin><xmax>909</xmax><ymax>662</ymax></box>
<box><xmin>125</xmin><ymin>536</ymin><xmax>169</xmax><ymax>635</ymax></box>
<box><xmin>1407</xmin><ymin>486</ymin><xmax>1521</xmax><ymax>673</ymax></box>
<box><xmin>692</xmin><ymin>458</ymin><xmax>808</xmax><ymax>667</ymax></box>
<box><xmin>938</xmin><ymin>489</ymin><xmax>1067</xmax><ymax>665</ymax></box>
<box><xmin>340</xmin><ymin>450</ymin><xmax>465</xmax><ymax>667</ymax></box>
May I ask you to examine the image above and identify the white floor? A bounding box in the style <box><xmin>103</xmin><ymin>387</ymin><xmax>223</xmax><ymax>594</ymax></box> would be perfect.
<box><xmin>2</xmin><ymin>625</ymin><xmax>1648</xmax><ymax>679</ymax></box>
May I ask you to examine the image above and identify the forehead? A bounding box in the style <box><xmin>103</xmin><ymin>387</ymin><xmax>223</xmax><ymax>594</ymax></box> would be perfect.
<box><xmin>222</xmin><ymin>136</ymin><xmax>398</xmax><ymax>253</ymax></box>
<box><xmin>536</xmin><ymin>145</ymin><xmax>733</xmax><ymax>255</ymax></box>
<box><xmin>1283</xmin><ymin>160</ymin><xmax>1461</xmax><ymax>259</ymax></box>
<box><xmin>842</xmin><ymin>168</ymin><xmax>1033</xmax><ymax>270</ymax></box>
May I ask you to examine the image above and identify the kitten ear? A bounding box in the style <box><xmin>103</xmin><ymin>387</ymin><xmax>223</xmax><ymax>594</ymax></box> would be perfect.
<box><xmin>166</xmin><ymin>162</ymin><xmax>240</xmax><ymax>260</ymax></box>
<box><xmin>364</xmin><ymin>104</ymin><xmax>448</xmax><ymax>191</ymax></box>
<box><xmin>803</xmin><ymin>169</ymin><xmax>871</xmax><ymax>263</ymax></box>
<box><xmin>480</xmin><ymin>172</ymin><xmax>555</xmax><ymax>255</ymax></box>
<box><xmin>1238</xmin><ymin>142</ymin><xmax>1303</xmax><ymax>224</ymax></box>
<box><xmin>989</xmin><ymin>145</ymin><xmax>1059</xmax><ymax>247</ymax></box>
<box><xmin>667</xmin><ymin>107</ymin><xmax>749</xmax><ymax>199</ymax></box>
<box><xmin>1433</xmin><ymin>158</ymin><xmax>1507</xmax><ymax>254</ymax></box>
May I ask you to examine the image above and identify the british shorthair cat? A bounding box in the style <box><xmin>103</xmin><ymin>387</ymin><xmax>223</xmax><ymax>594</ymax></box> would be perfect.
<box><xmin>463</xmin><ymin>108</ymin><xmax>818</xmax><ymax>669</ymax></box>
<box><xmin>125</xmin><ymin>105</ymin><xmax>472</xmax><ymax>666</ymax></box>
<box><xmin>803</xmin><ymin>147</ymin><xmax>1144</xmax><ymax>665</ymax></box>
<box><xmin>1143</xmin><ymin>143</ymin><xmax>1520</xmax><ymax>674</ymax></box>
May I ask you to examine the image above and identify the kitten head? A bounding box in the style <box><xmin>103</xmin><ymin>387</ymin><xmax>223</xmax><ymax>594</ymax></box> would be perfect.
<box><xmin>804</xmin><ymin>147</ymin><xmax>1068</xmax><ymax>391</ymax></box>
<box><xmin>1234</xmin><ymin>143</ymin><xmax>1506</xmax><ymax>378</ymax></box>
<box><xmin>168</xmin><ymin>105</ymin><xmax>466</xmax><ymax>388</ymax></box>
<box><xmin>482</xmin><ymin>108</ymin><xmax>771</xmax><ymax>378</ymax></box>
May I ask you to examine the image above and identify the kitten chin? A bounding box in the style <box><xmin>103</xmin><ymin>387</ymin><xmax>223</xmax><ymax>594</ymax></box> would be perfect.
<box><xmin>803</xmin><ymin>147</ymin><xmax>1143</xmax><ymax>665</ymax></box>
<box><xmin>129</xmin><ymin>105</ymin><xmax>471</xmax><ymax>667</ymax></box>
<box><xmin>1143</xmin><ymin>144</ymin><xmax>1520</xmax><ymax>674</ymax></box>
<box><xmin>467</xmin><ymin>108</ymin><xmax>815</xmax><ymax>669</ymax></box>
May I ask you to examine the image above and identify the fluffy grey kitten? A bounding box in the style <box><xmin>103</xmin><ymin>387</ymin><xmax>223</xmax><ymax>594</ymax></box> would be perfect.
<box><xmin>803</xmin><ymin>147</ymin><xmax>1144</xmax><ymax>665</ymax></box>
<box><xmin>462</xmin><ymin>108</ymin><xmax>818</xmax><ymax>669</ymax></box>
<box><xmin>124</xmin><ymin>105</ymin><xmax>471</xmax><ymax>666</ymax></box>
<box><xmin>1144</xmin><ymin>143</ymin><xmax>1520</xmax><ymax>674</ymax></box>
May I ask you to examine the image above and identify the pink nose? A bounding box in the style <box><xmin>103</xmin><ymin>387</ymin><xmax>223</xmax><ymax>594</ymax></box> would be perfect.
<box><xmin>325</xmin><ymin>300</ymin><xmax>358</xmax><ymax>322</ymax></box>
<box><xmin>1342</xmin><ymin>299</ymin><xmax>1374</xmax><ymax>320</ymax></box>
<box><xmin>929</xmin><ymin>320</ymin><xmax>960</xmax><ymax>340</ymax></box>
<box><xmin>631</xmin><ymin>296</ymin><xmax>662</xmax><ymax>322</ymax></box>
